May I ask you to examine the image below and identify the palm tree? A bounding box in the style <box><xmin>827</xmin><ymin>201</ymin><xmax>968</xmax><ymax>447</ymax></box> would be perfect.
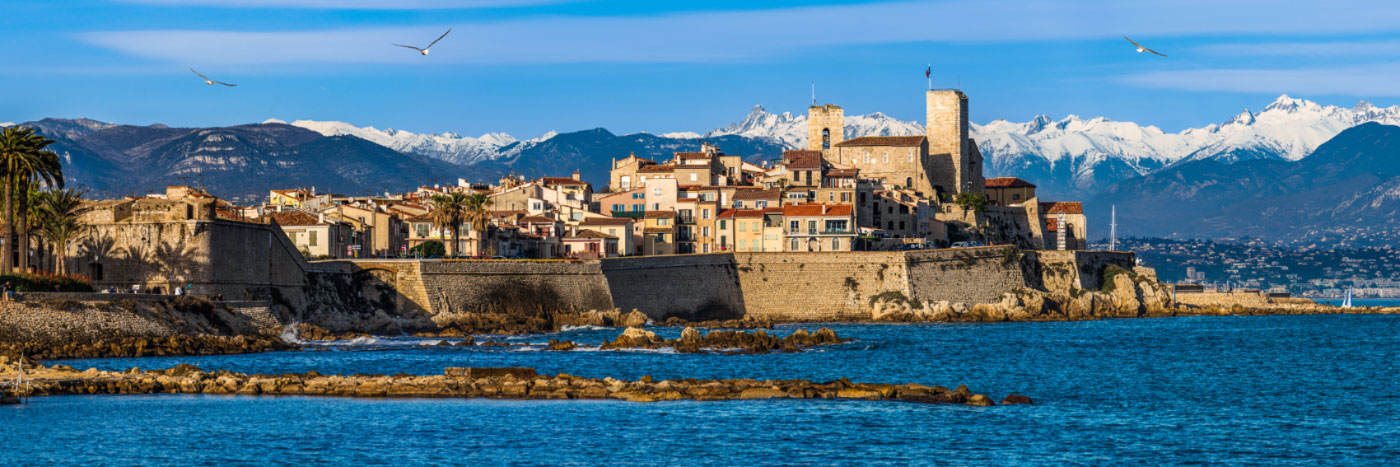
<box><xmin>462</xmin><ymin>192</ymin><xmax>494</xmax><ymax>256</ymax></box>
<box><xmin>36</xmin><ymin>188</ymin><xmax>88</xmax><ymax>275</ymax></box>
<box><xmin>0</xmin><ymin>127</ymin><xmax>63</xmax><ymax>274</ymax></box>
<box><xmin>428</xmin><ymin>192</ymin><xmax>467</xmax><ymax>257</ymax></box>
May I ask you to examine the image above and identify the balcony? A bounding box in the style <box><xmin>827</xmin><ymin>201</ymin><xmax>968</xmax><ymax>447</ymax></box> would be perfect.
<box><xmin>677</xmin><ymin>214</ymin><xmax>695</xmax><ymax>224</ymax></box>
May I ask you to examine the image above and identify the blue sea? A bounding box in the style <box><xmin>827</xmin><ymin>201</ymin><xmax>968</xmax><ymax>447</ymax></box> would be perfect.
<box><xmin>4</xmin><ymin>315</ymin><xmax>1399</xmax><ymax>466</ymax></box>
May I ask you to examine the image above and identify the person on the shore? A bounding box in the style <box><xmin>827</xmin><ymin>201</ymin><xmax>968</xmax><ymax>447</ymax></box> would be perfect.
<box><xmin>2</xmin><ymin>281</ymin><xmax>12</xmax><ymax>301</ymax></box>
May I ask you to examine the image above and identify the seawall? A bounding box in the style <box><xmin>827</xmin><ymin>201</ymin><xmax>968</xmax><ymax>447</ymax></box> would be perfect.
<box><xmin>317</xmin><ymin>248</ymin><xmax>1134</xmax><ymax>324</ymax></box>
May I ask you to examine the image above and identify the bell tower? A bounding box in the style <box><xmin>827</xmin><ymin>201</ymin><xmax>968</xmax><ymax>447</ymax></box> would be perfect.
<box><xmin>926</xmin><ymin>90</ymin><xmax>970</xmax><ymax>194</ymax></box>
<box><xmin>808</xmin><ymin>104</ymin><xmax>845</xmax><ymax>151</ymax></box>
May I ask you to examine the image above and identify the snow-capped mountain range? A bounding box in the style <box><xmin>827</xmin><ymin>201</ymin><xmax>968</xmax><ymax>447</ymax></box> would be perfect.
<box><xmin>283</xmin><ymin>94</ymin><xmax>1400</xmax><ymax>197</ymax></box>
<box><xmin>278</xmin><ymin>118</ymin><xmax>556</xmax><ymax>166</ymax></box>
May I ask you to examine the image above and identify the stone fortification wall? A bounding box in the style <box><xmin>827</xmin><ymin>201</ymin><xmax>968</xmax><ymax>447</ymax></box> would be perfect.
<box><xmin>1172</xmin><ymin>291</ymin><xmax>1271</xmax><ymax>307</ymax></box>
<box><xmin>906</xmin><ymin>247</ymin><xmax>1026</xmax><ymax>304</ymax></box>
<box><xmin>732</xmin><ymin>252</ymin><xmax>907</xmax><ymax>321</ymax></box>
<box><xmin>1021</xmin><ymin>250</ymin><xmax>1136</xmax><ymax>294</ymax></box>
<box><xmin>286</xmin><ymin>249</ymin><xmax>1136</xmax><ymax>326</ymax></box>
<box><xmin>419</xmin><ymin>260</ymin><xmax>613</xmax><ymax>316</ymax></box>
<box><xmin>600</xmin><ymin>254</ymin><xmax>744</xmax><ymax>320</ymax></box>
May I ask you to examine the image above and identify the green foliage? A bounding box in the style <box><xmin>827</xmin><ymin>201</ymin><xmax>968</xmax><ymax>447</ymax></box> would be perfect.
<box><xmin>954</xmin><ymin>192</ymin><xmax>989</xmax><ymax>213</ymax></box>
<box><xmin>0</xmin><ymin>272</ymin><xmax>94</xmax><ymax>292</ymax></box>
<box><xmin>868</xmin><ymin>290</ymin><xmax>922</xmax><ymax>310</ymax></box>
<box><xmin>409</xmin><ymin>240</ymin><xmax>446</xmax><ymax>257</ymax></box>
<box><xmin>1101</xmin><ymin>264</ymin><xmax>1138</xmax><ymax>293</ymax></box>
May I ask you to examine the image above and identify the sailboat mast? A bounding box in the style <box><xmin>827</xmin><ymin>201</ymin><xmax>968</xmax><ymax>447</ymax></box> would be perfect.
<box><xmin>1110</xmin><ymin>205</ymin><xmax>1117</xmax><ymax>251</ymax></box>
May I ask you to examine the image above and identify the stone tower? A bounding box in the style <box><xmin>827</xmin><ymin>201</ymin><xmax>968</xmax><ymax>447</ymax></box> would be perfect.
<box><xmin>808</xmin><ymin>104</ymin><xmax>845</xmax><ymax>151</ymax></box>
<box><xmin>926</xmin><ymin>90</ymin><xmax>970</xmax><ymax>195</ymax></box>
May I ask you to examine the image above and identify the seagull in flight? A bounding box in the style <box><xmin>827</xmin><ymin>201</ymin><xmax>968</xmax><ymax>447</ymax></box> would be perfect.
<box><xmin>189</xmin><ymin>68</ymin><xmax>237</xmax><ymax>86</ymax></box>
<box><xmin>1122</xmin><ymin>35</ymin><xmax>1166</xmax><ymax>57</ymax></box>
<box><xmin>395</xmin><ymin>28</ymin><xmax>452</xmax><ymax>56</ymax></box>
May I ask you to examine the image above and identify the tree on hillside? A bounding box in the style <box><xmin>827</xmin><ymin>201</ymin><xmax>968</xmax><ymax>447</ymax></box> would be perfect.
<box><xmin>428</xmin><ymin>192</ymin><xmax>467</xmax><ymax>257</ymax></box>
<box><xmin>0</xmin><ymin>127</ymin><xmax>63</xmax><ymax>274</ymax></box>
<box><xmin>462</xmin><ymin>192</ymin><xmax>494</xmax><ymax>256</ymax></box>
<box><xmin>36</xmin><ymin>188</ymin><xmax>88</xmax><ymax>275</ymax></box>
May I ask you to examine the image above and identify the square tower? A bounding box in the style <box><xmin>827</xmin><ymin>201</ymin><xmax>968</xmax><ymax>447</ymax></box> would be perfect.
<box><xmin>808</xmin><ymin>104</ymin><xmax>845</xmax><ymax>151</ymax></box>
<box><xmin>926</xmin><ymin>90</ymin><xmax>970</xmax><ymax>195</ymax></box>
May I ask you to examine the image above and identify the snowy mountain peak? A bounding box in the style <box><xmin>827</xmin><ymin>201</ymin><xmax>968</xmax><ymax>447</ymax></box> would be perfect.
<box><xmin>1263</xmin><ymin>94</ymin><xmax>1315</xmax><ymax>113</ymax></box>
<box><xmin>289</xmin><ymin>119</ymin><xmax>533</xmax><ymax>165</ymax></box>
<box><xmin>1225</xmin><ymin>109</ymin><xmax>1255</xmax><ymax>126</ymax></box>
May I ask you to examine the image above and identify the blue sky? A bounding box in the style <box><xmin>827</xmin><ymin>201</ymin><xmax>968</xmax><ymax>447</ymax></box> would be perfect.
<box><xmin>3</xmin><ymin>0</ymin><xmax>1399</xmax><ymax>138</ymax></box>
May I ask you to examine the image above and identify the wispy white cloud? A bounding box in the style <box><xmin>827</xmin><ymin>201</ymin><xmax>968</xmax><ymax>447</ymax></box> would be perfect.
<box><xmin>1119</xmin><ymin>64</ymin><xmax>1400</xmax><ymax>97</ymax></box>
<box><xmin>109</xmin><ymin>0</ymin><xmax>575</xmax><ymax>9</ymax></box>
<box><xmin>79</xmin><ymin>0</ymin><xmax>1400</xmax><ymax>66</ymax></box>
<box><xmin>1199</xmin><ymin>40</ymin><xmax>1400</xmax><ymax>57</ymax></box>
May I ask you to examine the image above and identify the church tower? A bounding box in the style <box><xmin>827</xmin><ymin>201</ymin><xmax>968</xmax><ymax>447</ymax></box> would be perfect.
<box><xmin>926</xmin><ymin>90</ymin><xmax>972</xmax><ymax>195</ymax></box>
<box><xmin>808</xmin><ymin>104</ymin><xmax>845</xmax><ymax>151</ymax></box>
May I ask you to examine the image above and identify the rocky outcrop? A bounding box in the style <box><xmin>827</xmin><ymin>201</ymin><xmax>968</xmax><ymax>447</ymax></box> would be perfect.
<box><xmin>600</xmin><ymin>327</ymin><xmax>849</xmax><ymax>353</ymax></box>
<box><xmin>0</xmin><ymin>298</ymin><xmax>296</xmax><ymax>360</ymax></box>
<box><xmin>1</xmin><ymin>362</ymin><xmax>1010</xmax><ymax>406</ymax></box>
<box><xmin>0</xmin><ymin>335</ymin><xmax>298</xmax><ymax>360</ymax></box>
<box><xmin>554</xmin><ymin>309</ymin><xmax>649</xmax><ymax>329</ymax></box>
<box><xmin>657</xmin><ymin>317</ymin><xmax>774</xmax><ymax>329</ymax></box>
<box><xmin>873</xmin><ymin>274</ymin><xmax>1400</xmax><ymax>323</ymax></box>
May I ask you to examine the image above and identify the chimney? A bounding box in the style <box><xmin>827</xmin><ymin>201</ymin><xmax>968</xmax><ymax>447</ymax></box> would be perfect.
<box><xmin>572</xmin><ymin>170</ymin><xmax>581</xmax><ymax>181</ymax></box>
<box><xmin>311</xmin><ymin>186</ymin><xmax>316</xmax><ymax>196</ymax></box>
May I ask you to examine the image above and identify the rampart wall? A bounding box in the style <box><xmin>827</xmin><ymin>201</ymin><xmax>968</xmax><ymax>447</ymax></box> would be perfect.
<box><xmin>300</xmin><ymin>249</ymin><xmax>1135</xmax><ymax>324</ymax></box>
<box><xmin>600</xmin><ymin>254</ymin><xmax>744</xmax><ymax>320</ymax></box>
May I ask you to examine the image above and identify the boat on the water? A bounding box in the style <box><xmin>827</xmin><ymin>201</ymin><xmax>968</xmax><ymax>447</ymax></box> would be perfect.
<box><xmin>1341</xmin><ymin>286</ymin><xmax>1354</xmax><ymax>309</ymax></box>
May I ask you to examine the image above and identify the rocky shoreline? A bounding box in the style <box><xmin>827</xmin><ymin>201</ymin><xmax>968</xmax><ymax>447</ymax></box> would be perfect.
<box><xmin>869</xmin><ymin>269</ymin><xmax>1400</xmax><ymax>323</ymax></box>
<box><xmin>0</xmin><ymin>358</ymin><xmax>1026</xmax><ymax>406</ymax></box>
<box><xmin>596</xmin><ymin>327</ymin><xmax>848</xmax><ymax>353</ymax></box>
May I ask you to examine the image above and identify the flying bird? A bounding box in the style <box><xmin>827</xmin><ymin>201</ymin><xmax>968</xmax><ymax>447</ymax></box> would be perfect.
<box><xmin>189</xmin><ymin>68</ymin><xmax>237</xmax><ymax>86</ymax></box>
<box><xmin>1122</xmin><ymin>35</ymin><xmax>1166</xmax><ymax>57</ymax></box>
<box><xmin>395</xmin><ymin>28</ymin><xmax>452</xmax><ymax>56</ymax></box>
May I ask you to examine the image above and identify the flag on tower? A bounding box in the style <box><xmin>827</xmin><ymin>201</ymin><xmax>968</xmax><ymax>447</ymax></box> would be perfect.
<box><xmin>925</xmin><ymin>65</ymin><xmax>931</xmax><ymax>79</ymax></box>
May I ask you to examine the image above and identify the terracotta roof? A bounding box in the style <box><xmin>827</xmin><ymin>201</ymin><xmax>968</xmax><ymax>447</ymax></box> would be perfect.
<box><xmin>643</xmin><ymin>227</ymin><xmax>674</xmax><ymax>234</ymax></box>
<box><xmin>519</xmin><ymin>215</ymin><xmax>556</xmax><ymax>223</ymax></box>
<box><xmin>1045</xmin><ymin>218</ymin><xmax>1059</xmax><ymax>232</ymax></box>
<box><xmin>643</xmin><ymin>210</ymin><xmax>676</xmax><ymax>219</ymax></box>
<box><xmin>580</xmin><ymin>217</ymin><xmax>632</xmax><ymax>226</ymax></box>
<box><xmin>676</xmin><ymin>152</ymin><xmax>712</xmax><ymax>160</ymax></box>
<box><xmin>566</xmin><ymin>229</ymin><xmax>616</xmax><ymax>240</ymax></box>
<box><xmin>637</xmin><ymin>165</ymin><xmax>676</xmax><ymax>173</ymax></box>
<box><xmin>826</xmin><ymin>168</ymin><xmax>859</xmax><ymax>177</ymax></box>
<box><xmin>1040</xmin><ymin>202</ymin><xmax>1083</xmax><ymax>214</ymax></box>
<box><xmin>834</xmin><ymin>136</ymin><xmax>926</xmax><ymax>147</ymax></box>
<box><xmin>986</xmin><ymin>177</ymin><xmax>1037</xmax><ymax>189</ymax></box>
<box><xmin>783</xmin><ymin>150</ymin><xmax>823</xmax><ymax>170</ymax></box>
<box><xmin>676</xmin><ymin>197</ymin><xmax>699</xmax><ymax>202</ymax></box>
<box><xmin>539</xmin><ymin>177</ymin><xmax>589</xmax><ymax>187</ymax></box>
<box><xmin>782</xmin><ymin>204</ymin><xmax>853</xmax><ymax>217</ymax></box>
<box><xmin>719</xmin><ymin>209</ymin><xmax>765</xmax><ymax>218</ymax></box>
<box><xmin>734</xmin><ymin>188</ymin><xmax>781</xmax><ymax>200</ymax></box>
<box><xmin>491</xmin><ymin>210</ymin><xmax>527</xmax><ymax>217</ymax></box>
<box><xmin>269</xmin><ymin>211</ymin><xmax>326</xmax><ymax>226</ymax></box>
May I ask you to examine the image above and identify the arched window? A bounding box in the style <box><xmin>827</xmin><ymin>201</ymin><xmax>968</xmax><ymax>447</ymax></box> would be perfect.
<box><xmin>905</xmin><ymin>177</ymin><xmax>913</xmax><ymax>188</ymax></box>
<box><xmin>821</xmin><ymin>129</ymin><xmax>831</xmax><ymax>149</ymax></box>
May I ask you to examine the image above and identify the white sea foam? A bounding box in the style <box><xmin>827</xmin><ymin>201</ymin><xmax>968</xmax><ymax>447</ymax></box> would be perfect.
<box><xmin>558</xmin><ymin>325</ymin><xmax>611</xmax><ymax>332</ymax></box>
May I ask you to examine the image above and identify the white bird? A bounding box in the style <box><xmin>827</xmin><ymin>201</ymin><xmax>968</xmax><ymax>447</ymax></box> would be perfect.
<box><xmin>395</xmin><ymin>28</ymin><xmax>452</xmax><ymax>56</ymax></box>
<box><xmin>1122</xmin><ymin>35</ymin><xmax>1166</xmax><ymax>57</ymax></box>
<box><xmin>189</xmin><ymin>68</ymin><xmax>237</xmax><ymax>87</ymax></box>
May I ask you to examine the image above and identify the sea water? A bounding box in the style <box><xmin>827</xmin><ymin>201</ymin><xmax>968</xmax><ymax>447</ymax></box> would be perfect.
<box><xmin>3</xmin><ymin>315</ymin><xmax>1398</xmax><ymax>466</ymax></box>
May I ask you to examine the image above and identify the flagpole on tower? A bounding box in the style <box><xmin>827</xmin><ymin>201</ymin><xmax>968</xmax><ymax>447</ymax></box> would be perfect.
<box><xmin>811</xmin><ymin>81</ymin><xmax>815</xmax><ymax>106</ymax></box>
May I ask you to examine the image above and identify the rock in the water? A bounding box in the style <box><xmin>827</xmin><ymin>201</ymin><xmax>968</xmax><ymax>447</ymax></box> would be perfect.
<box><xmin>1001</xmin><ymin>394</ymin><xmax>1033</xmax><ymax>405</ymax></box>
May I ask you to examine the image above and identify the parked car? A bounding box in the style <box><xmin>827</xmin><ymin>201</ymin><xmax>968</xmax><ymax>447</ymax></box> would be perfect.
<box><xmin>950</xmin><ymin>241</ymin><xmax>985</xmax><ymax>248</ymax></box>
<box><xmin>898</xmin><ymin>243</ymin><xmax>927</xmax><ymax>251</ymax></box>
